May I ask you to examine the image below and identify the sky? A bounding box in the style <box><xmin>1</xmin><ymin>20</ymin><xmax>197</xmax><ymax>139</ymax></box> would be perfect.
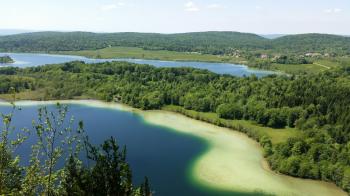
<box><xmin>0</xmin><ymin>0</ymin><xmax>349</xmax><ymax>34</ymax></box>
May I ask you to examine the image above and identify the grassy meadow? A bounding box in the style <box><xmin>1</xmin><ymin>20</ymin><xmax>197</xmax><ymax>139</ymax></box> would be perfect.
<box><xmin>56</xmin><ymin>47</ymin><xmax>245</xmax><ymax>63</ymax></box>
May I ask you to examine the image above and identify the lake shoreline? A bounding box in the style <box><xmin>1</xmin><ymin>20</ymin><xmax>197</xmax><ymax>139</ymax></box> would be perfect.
<box><xmin>0</xmin><ymin>50</ymin><xmax>243</xmax><ymax>65</ymax></box>
<box><xmin>0</xmin><ymin>99</ymin><xmax>346</xmax><ymax>196</ymax></box>
<box><xmin>0</xmin><ymin>51</ymin><xmax>284</xmax><ymax>75</ymax></box>
<box><xmin>52</xmin><ymin>51</ymin><xmax>287</xmax><ymax>75</ymax></box>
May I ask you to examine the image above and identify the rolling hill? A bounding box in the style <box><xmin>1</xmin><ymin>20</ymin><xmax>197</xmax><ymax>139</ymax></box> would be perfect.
<box><xmin>0</xmin><ymin>31</ymin><xmax>349</xmax><ymax>55</ymax></box>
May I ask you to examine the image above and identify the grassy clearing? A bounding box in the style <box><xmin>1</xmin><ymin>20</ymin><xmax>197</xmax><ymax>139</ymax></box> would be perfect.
<box><xmin>273</xmin><ymin>58</ymin><xmax>348</xmax><ymax>74</ymax></box>
<box><xmin>56</xmin><ymin>47</ymin><xmax>245</xmax><ymax>64</ymax></box>
<box><xmin>314</xmin><ymin>60</ymin><xmax>337</xmax><ymax>68</ymax></box>
<box><xmin>315</xmin><ymin>58</ymin><xmax>349</xmax><ymax>68</ymax></box>
<box><xmin>0</xmin><ymin>91</ymin><xmax>99</xmax><ymax>102</ymax></box>
<box><xmin>271</xmin><ymin>63</ymin><xmax>327</xmax><ymax>74</ymax></box>
<box><xmin>163</xmin><ymin>105</ymin><xmax>298</xmax><ymax>144</ymax></box>
<box><xmin>0</xmin><ymin>90</ymin><xmax>46</xmax><ymax>101</ymax></box>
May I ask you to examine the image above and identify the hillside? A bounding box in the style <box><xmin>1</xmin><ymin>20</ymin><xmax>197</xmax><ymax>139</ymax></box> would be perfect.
<box><xmin>273</xmin><ymin>34</ymin><xmax>350</xmax><ymax>55</ymax></box>
<box><xmin>0</xmin><ymin>31</ymin><xmax>349</xmax><ymax>56</ymax></box>
<box><xmin>0</xmin><ymin>31</ymin><xmax>268</xmax><ymax>54</ymax></box>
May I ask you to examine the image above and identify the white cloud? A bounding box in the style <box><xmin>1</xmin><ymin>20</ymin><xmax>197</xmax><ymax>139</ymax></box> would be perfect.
<box><xmin>324</xmin><ymin>8</ymin><xmax>342</xmax><ymax>14</ymax></box>
<box><xmin>100</xmin><ymin>1</ymin><xmax>126</xmax><ymax>11</ymax></box>
<box><xmin>100</xmin><ymin>4</ymin><xmax>117</xmax><ymax>11</ymax></box>
<box><xmin>334</xmin><ymin>8</ymin><xmax>342</xmax><ymax>13</ymax></box>
<box><xmin>255</xmin><ymin>5</ymin><xmax>263</xmax><ymax>10</ymax></box>
<box><xmin>207</xmin><ymin>3</ymin><xmax>223</xmax><ymax>9</ymax></box>
<box><xmin>185</xmin><ymin>1</ymin><xmax>199</xmax><ymax>12</ymax></box>
<box><xmin>117</xmin><ymin>2</ymin><xmax>126</xmax><ymax>6</ymax></box>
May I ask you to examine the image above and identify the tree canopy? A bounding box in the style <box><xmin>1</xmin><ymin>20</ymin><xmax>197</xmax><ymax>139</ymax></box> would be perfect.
<box><xmin>0</xmin><ymin>61</ymin><xmax>350</xmax><ymax>193</ymax></box>
<box><xmin>0</xmin><ymin>55</ymin><xmax>14</xmax><ymax>64</ymax></box>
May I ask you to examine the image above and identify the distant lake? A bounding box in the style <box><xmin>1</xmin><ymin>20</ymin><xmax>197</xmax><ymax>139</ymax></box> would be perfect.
<box><xmin>0</xmin><ymin>53</ymin><xmax>277</xmax><ymax>77</ymax></box>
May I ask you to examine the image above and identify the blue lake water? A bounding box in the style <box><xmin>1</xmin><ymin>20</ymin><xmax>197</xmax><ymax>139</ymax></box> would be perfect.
<box><xmin>0</xmin><ymin>53</ymin><xmax>276</xmax><ymax>77</ymax></box>
<box><xmin>0</xmin><ymin>103</ymin><xmax>266</xmax><ymax>196</ymax></box>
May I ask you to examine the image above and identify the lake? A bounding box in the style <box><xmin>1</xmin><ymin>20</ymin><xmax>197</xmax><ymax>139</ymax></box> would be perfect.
<box><xmin>0</xmin><ymin>53</ymin><xmax>276</xmax><ymax>77</ymax></box>
<box><xmin>0</xmin><ymin>101</ymin><xmax>346</xmax><ymax>196</ymax></box>
<box><xmin>0</xmin><ymin>101</ymin><xmax>263</xmax><ymax>196</ymax></box>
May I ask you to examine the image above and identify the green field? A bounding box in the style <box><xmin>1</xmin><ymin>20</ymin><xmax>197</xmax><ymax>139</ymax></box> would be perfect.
<box><xmin>56</xmin><ymin>47</ymin><xmax>244</xmax><ymax>63</ymax></box>
<box><xmin>314</xmin><ymin>57</ymin><xmax>350</xmax><ymax>68</ymax></box>
<box><xmin>270</xmin><ymin>58</ymin><xmax>349</xmax><ymax>74</ymax></box>
<box><xmin>271</xmin><ymin>63</ymin><xmax>329</xmax><ymax>74</ymax></box>
<box><xmin>0</xmin><ymin>90</ymin><xmax>46</xmax><ymax>101</ymax></box>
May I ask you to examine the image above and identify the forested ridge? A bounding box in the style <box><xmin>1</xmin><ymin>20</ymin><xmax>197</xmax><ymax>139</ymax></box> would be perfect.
<box><xmin>0</xmin><ymin>61</ymin><xmax>350</xmax><ymax>193</ymax></box>
<box><xmin>0</xmin><ymin>31</ymin><xmax>349</xmax><ymax>55</ymax></box>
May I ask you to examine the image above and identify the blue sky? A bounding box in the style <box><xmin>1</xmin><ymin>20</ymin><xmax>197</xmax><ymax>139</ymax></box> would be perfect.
<box><xmin>0</xmin><ymin>0</ymin><xmax>349</xmax><ymax>34</ymax></box>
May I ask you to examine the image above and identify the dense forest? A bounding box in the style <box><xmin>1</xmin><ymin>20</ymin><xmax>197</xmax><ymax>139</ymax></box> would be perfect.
<box><xmin>0</xmin><ymin>31</ymin><xmax>349</xmax><ymax>56</ymax></box>
<box><xmin>0</xmin><ymin>102</ymin><xmax>151</xmax><ymax>195</ymax></box>
<box><xmin>0</xmin><ymin>55</ymin><xmax>14</xmax><ymax>63</ymax></box>
<box><xmin>0</xmin><ymin>61</ymin><xmax>350</xmax><ymax>193</ymax></box>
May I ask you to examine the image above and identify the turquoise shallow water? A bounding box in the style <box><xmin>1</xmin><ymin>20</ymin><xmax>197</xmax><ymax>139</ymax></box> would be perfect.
<box><xmin>0</xmin><ymin>103</ymin><xmax>268</xmax><ymax>196</ymax></box>
<box><xmin>0</xmin><ymin>52</ymin><xmax>276</xmax><ymax>77</ymax></box>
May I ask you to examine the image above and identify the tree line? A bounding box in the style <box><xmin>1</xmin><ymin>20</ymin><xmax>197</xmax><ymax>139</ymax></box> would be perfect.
<box><xmin>0</xmin><ymin>32</ymin><xmax>349</xmax><ymax>56</ymax></box>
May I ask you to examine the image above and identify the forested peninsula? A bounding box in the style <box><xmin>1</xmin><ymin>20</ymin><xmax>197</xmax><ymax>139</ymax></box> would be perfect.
<box><xmin>0</xmin><ymin>55</ymin><xmax>14</xmax><ymax>64</ymax></box>
<box><xmin>0</xmin><ymin>61</ymin><xmax>350</xmax><ymax>193</ymax></box>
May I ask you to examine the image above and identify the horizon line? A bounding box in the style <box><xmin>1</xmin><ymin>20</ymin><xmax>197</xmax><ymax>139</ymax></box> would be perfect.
<box><xmin>1</xmin><ymin>29</ymin><xmax>349</xmax><ymax>37</ymax></box>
